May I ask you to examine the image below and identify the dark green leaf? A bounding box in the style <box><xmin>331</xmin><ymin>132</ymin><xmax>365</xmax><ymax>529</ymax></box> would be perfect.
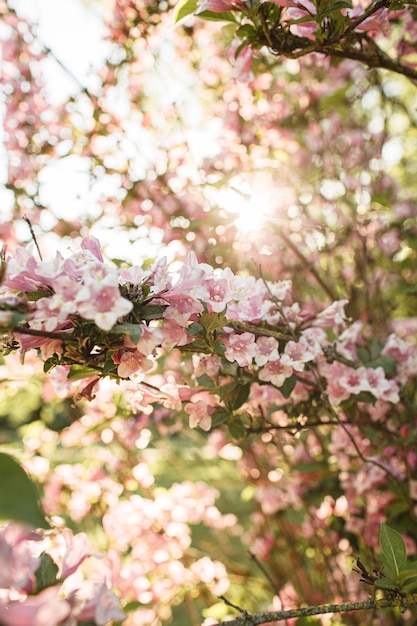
<box><xmin>213</xmin><ymin>339</ymin><xmax>226</xmax><ymax>355</ymax></box>
<box><xmin>379</xmin><ymin>523</ymin><xmax>407</xmax><ymax>577</ymax></box>
<box><xmin>196</xmin><ymin>374</ymin><xmax>215</xmax><ymax>388</ymax></box>
<box><xmin>368</xmin><ymin>355</ymin><xmax>397</xmax><ymax>376</ymax></box>
<box><xmin>320</xmin><ymin>0</ymin><xmax>352</xmax><ymax>17</ymax></box>
<box><xmin>211</xmin><ymin>408</ymin><xmax>232</xmax><ymax>428</ymax></box>
<box><xmin>369</xmin><ymin>338</ymin><xmax>383</xmax><ymax>360</ymax></box>
<box><xmin>232</xmin><ymin>383</ymin><xmax>250</xmax><ymax>410</ymax></box>
<box><xmin>356</xmin><ymin>345</ymin><xmax>370</xmax><ymax>364</ymax></box>
<box><xmin>236</xmin><ymin>24</ymin><xmax>258</xmax><ymax>39</ymax></box>
<box><xmin>228</xmin><ymin>418</ymin><xmax>245</xmax><ymax>439</ymax></box>
<box><xmin>279</xmin><ymin>375</ymin><xmax>297</xmax><ymax>399</ymax></box>
<box><xmin>187</xmin><ymin>322</ymin><xmax>203</xmax><ymax>337</ymax></box>
<box><xmin>0</xmin><ymin>453</ymin><xmax>49</xmax><ymax>528</ymax></box>
<box><xmin>180</xmin><ymin>340</ymin><xmax>210</xmax><ymax>353</ymax></box>
<box><xmin>110</xmin><ymin>322</ymin><xmax>141</xmax><ymax>344</ymax></box>
<box><xmin>374</xmin><ymin>577</ymin><xmax>399</xmax><ymax>591</ymax></box>
<box><xmin>43</xmin><ymin>356</ymin><xmax>58</xmax><ymax>373</ymax></box>
<box><xmin>35</xmin><ymin>553</ymin><xmax>59</xmax><ymax>591</ymax></box>
<box><xmin>139</xmin><ymin>304</ymin><xmax>166</xmax><ymax>321</ymax></box>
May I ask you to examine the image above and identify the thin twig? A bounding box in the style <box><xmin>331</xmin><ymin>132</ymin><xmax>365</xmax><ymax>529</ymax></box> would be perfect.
<box><xmin>277</xmin><ymin>232</ymin><xmax>338</xmax><ymax>302</ymax></box>
<box><xmin>22</xmin><ymin>216</ymin><xmax>43</xmax><ymax>260</ymax></box>
<box><xmin>248</xmin><ymin>552</ymin><xmax>281</xmax><ymax>595</ymax></box>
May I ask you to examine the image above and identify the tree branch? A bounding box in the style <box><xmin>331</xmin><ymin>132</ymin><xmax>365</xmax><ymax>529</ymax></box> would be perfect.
<box><xmin>216</xmin><ymin>594</ymin><xmax>417</xmax><ymax>626</ymax></box>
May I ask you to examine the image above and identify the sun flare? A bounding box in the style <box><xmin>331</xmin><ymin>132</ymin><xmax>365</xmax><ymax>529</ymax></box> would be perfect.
<box><xmin>216</xmin><ymin>175</ymin><xmax>278</xmax><ymax>234</ymax></box>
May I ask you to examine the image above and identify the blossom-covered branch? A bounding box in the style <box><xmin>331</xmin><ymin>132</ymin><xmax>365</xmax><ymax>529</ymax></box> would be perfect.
<box><xmin>1</xmin><ymin>237</ymin><xmax>414</xmax><ymax>433</ymax></box>
<box><xmin>176</xmin><ymin>0</ymin><xmax>417</xmax><ymax>82</ymax></box>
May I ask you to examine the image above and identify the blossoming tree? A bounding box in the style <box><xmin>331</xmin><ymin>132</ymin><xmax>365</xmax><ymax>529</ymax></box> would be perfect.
<box><xmin>1</xmin><ymin>0</ymin><xmax>417</xmax><ymax>625</ymax></box>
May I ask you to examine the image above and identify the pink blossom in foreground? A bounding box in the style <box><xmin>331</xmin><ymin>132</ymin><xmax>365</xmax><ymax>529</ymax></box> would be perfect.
<box><xmin>0</xmin><ymin>524</ymin><xmax>41</xmax><ymax>592</ymax></box>
<box><xmin>0</xmin><ymin>587</ymin><xmax>71</xmax><ymax>626</ymax></box>
<box><xmin>112</xmin><ymin>350</ymin><xmax>154</xmax><ymax>380</ymax></box>
<box><xmin>258</xmin><ymin>355</ymin><xmax>294</xmax><ymax>387</ymax></box>
<box><xmin>185</xmin><ymin>391</ymin><xmax>221</xmax><ymax>431</ymax></box>
<box><xmin>224</xmin><ymin>332</ymin><xmax>257</xmax><ymax>367</ymax></box>
<box><xmin>59</xmin><ymin>530</ymin><xmax>92</xmax><ymax>579</ymax></box>
<box><xmin>73</xmin><ymin>582</ymin><xmax>127</xmax><ymax>625</ymax></box>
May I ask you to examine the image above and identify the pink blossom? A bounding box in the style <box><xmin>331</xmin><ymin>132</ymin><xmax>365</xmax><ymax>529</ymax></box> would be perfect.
<box><xmin>313</xmin><ymin>299</ymin><xmax>349</xmax><ymax>329</ymax></box>
<box><xmin>76</xmin><ymin>282</ymin><xmax>133</xmax><ymax>331</ymax></box>
<box><xmin>75</xmin><ymin>582</ymin><xmax>126</xmax><ymax>625</ymax></box>
<box><xmin>365</xmin><ymin>367</ymin><xmax>400</xmax><ymax>403</ymax></box>
<box><xmin>80</xmin><ymin>236</ymin><xmax>104</xmax><ymax>262</ymax></box>
<box><xmin>163</xmin><ymin>295</ymin><xmax>204</xmax><ymax>325</ymax></box>
<box><xmin>0</xmin><ymin>524</ymin><xmax>41</xmax><ymax>591</ymax></box>
<box><xmin>185</xmin><ymin>391</ymin><xmax>220</xmax><ymax>431</ymax></box>
<box><xmin>339</xmin><ymin>366</ymin><xmax>368</xmax><ymax>396</ymax></box>
<box><xmin>284</xmin><ymin>340</ymin><xmax>315</xmax><ymax>371</ymax></box>
<box><xmin>254</xmin><ymin>336</ymin><xmax>279</xmax><ymax>366</ymax></box>
<box><xmin>59</xmin><ymin>530</ymin><xmax>92</xmax><ymax>579</ymax></box>
<box><xmin>0</xmin><ymin>587</ymin><xmax>71</xmax><ymax>626</ymax></box>
<box><xmin>319</xmin><ymin>361</ymin><xmax>351</xmax><ymax>405</ymax></box>
<box><xmin>203</xmin><ymin>276</ymin><xmax>234</xmax><ymax>313</ymax></box>
<box><xmin>224</xmin><ymin>332</ymin><xmax>256</xmax><ymax>367</ymax></box>
<box><xmin>336</xmin><ymin>321</ymin><xmax>364</xmax><ymax>360</ymax></box>
<box><xmin>190</xmin><ymin>557</ymin><xmax>229</xmax><ymax>595</ymax></box>
<box><xmin>113</xmin><ymin>350</ymin><xmax>154</xmax><ymax>380</ymax></box>
<box><xmin>185</xmin><ymin>400</ymin><xmax>213</xmax><ymax>431</ymax></box>
<box><xmin>231</xmin><ymin>45</ymin><xmax>254</xmax><ymax>82</ymax></box>
<box><xmin>258</xmin><ymin>355</ymin><xmax>294</xmax><ymax>387</ymax></box>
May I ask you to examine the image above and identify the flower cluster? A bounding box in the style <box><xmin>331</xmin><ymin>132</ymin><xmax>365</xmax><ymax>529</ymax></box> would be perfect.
<box><xmin>1</xmin><ymin>238</ymin><xmax>416</xmax><ymax>432</ymax></box>
<box><xmin>0</xmin><ymin>522</ymin><xmax>126</xmax><ymax>626</ymax></box>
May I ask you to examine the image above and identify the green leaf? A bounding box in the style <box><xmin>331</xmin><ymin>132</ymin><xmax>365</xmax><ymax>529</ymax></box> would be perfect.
<box><xmin>356</xmin><ymin>345</ymin><xmax>370</xmax><ymax>364</ymax></box>
<box><xmin>211</xmin><ymin>408</ymin><xmax>231</xmax><ymax>428</ymax></box>
<box><xmin>180</xmin><ymin>340</ymin><xmax>210</xmax><ymax>353</ymax></box>
<box><xmin>374</xmin><ymin>577</ymin><xmax>400</xmax><ymax>591</ymax></box>
<box><xmin>43</xmin><ymin>356</ymin><xmax>58</xmax><ymax>373</ymax></box>
<box><xmin>139</xmin><ymin>304</ymin><xmax>166</xmax><ymax>321</ymax></box>
<box><xmin>196</xmin><ymin>373</ymin><xmax>215</xmax><ymax>389</ymax></box>
<box><xmin>279</xmin><ymin>375</ymin><xmax>297</xmax><ymax>399</ymax></box>
<box><xmin>173</xmin><ymin>0</ymin><xmax>198</xmax><ymax>23</ymax></box>
<box><xmin>187</xmin><ymin>322</ymin><xmax>203</xmax><ymax>337</ymax></box>
<box><xmin>110</xmin><ymin>322</ymin><xmax>141</xmax><ymax>344</ymax></box>
<box><xmin>368</xmin><ymin>355</ymin><xmax>397</xmax><ymax>376</ymax></box>
<box><xmin>320</xmin><ymin>0</ymin><xmax>352</xmax><ymax>17</ymax></box>
<box><xmin>25</xmin><ymin>290</ymin><xmax>52</xmax><ymax>301</ymax></box>
<box><xmin>3</xmin><ymin>312</ymin><xmax>29</xmax><ymax>329</ymax></box>
<box><xmin>197</xmin><ymin>9</ymin><xmax>236</xmax><ymax>21</ymax></box>
<box><xmin>379</xmin><ymin>523</ymin><xmax>407</xmax><ymax>577</ymax></box>
<box><xmin>402</xmin><ymin>579</ymin><xmax>417</xmax><ymax>593</ymax></box>
<box><xmin>199</xmin><ymin>312</ymin><xmax>227</xmax><ymax>336</ymax></box>
<box><xmin>232</xmin><ymin>383</ymin><xmax>250</xmax><ymax>410</ymax></box>
<box><xmin>35</xmin><ymin>552</ymin><xmax>59</xmax><ymax>591</ymax></box>
<box><xmin>228</xmin><ymin>418</ymin><xmax>245</xmax><ymax>439</ymax></box>
<box><xmin>0</xmin><ymin>453</ymin><xmax>50</xmax><ymax>528</ymax></box>
<box><xmin>67</xmin><ymin>365</ymin><xmax>99</xmax><ymax>381</ymax></box>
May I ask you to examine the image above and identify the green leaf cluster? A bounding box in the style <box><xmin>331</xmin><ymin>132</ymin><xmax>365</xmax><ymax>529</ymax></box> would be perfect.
<box><xmin>375</xmin><ymin>523</ymin><xmax>417</xmax><ymax>594</ymax></box>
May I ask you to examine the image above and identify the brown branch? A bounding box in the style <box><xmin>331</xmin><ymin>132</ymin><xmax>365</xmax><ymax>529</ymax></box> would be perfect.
<box><xmin>13</xmin><ymin>326</ymin><xmax>74</xmax><ymax>342</ymax></box>
<box><xmin>216</xmin><ymin>594</ymin><xmax>417</xmax><ymax>626</ymax></box>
